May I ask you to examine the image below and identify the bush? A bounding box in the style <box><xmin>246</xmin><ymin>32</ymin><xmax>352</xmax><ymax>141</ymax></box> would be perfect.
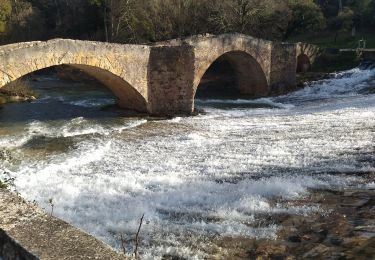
<box><xmin>0</xmin><ymin>180</ymin><xmax>7</xmax><ymax>189</ymax></box>
<box><xmin>0</xmin><ymin>79</ymin><xmax>35</xmax><ymax>97</ymax></box>
<box><xmin>312</xmin><ymin>51</ymin><xmax>359</xmax><ymax>72</ymax></box>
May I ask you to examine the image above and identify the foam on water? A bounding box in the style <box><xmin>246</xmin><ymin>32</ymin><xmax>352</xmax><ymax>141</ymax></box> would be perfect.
<box><xmin>67</xmin><ymin>98</ymin><xmax>116</xmax><ymax>108</ymax></box>
<box><xmin>195</xmin><ymin>98</ymin><xmax>295</xmax><ymax>109</ymax></box>
<box><xmin>1</xmin><ymin>67</ymin><xmax>375</xmax><ymax>258</ymax></box>
<box><xmin>275</xmin><ymin>67</ymin><xmax>375</xmax><ymax>105</ymax></box>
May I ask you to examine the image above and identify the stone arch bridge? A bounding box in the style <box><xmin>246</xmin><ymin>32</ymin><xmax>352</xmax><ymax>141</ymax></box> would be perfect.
<box><xmin>0</xmin><ymin>34</ymin><xmax>312</xmax><ymax>115</ymax></box>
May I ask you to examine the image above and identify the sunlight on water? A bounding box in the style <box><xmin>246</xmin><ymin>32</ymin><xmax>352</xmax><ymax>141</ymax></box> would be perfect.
<box><xmin>1</xmin><ymin>68</ymin><xmax>375</xmax><ymax>258</ymax></box>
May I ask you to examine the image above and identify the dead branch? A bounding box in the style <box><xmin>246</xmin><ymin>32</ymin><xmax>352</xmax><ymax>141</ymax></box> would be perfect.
<box><xmin>133</xmin><ymin>214</ymin><xmax>145</xmax><ymax>258</ymax></box>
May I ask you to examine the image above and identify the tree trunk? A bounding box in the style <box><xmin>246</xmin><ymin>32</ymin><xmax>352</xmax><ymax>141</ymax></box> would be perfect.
<box><xmin>338</xmin><ymin>0</ymin><xmax>343</xmax><ymax>13</ymax></box>
<box><xmin>104</xmin><ymin>0</ymin><xmax>109</xmax><ymax>42</ymax></box>
<box><xmin>54</xmin><ymin>0</ymin><xmax>62</xmax><ymax>27</ymax></box>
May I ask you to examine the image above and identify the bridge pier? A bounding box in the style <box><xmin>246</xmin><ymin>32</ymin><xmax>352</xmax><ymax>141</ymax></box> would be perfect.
<box><xmin>148</xmin><ymin>45</ymin><xmax>195</xmax><ymax>115</ymax></box>
<box><xmin>269</xmin><ymin>43</ymin><xmax>298</xmax><ymax>93</ymax></box>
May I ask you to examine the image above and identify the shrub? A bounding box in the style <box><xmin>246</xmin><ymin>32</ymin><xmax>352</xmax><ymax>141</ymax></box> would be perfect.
<box><xmin>0</xmin><ymin>79</ymin><xmax>35</xmax><ymax>97</ymax></box>
<box><xmin>0</xmin><ymin>180</ymin><xmax>7</xmax><ymax>189</ymax></box>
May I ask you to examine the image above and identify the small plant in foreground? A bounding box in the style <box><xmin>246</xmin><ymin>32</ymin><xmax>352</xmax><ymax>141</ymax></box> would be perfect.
<box><xmin>118</xmin><ymin>214</ymin><xmax>145</xmax><ymax>259</ymax></box>
<box><xmin>0</xmin><ymin>180</ymin><xmax>7</xmax><ymax>189</ymax></box>
<box><xmin>47</xmin><ymin>198</ymin><xmax>55</xmax><ymax>248</ymax></box>
<box><xmin>0</xmin><ymin>176</ymin><xmax>14</xmax><ymax>189</ymax></box>
<box><xmin>48</xmin><ymin>198</ymin><xmax>54</xmax><ymax>217</ymax></box>
<box><xmin>134</xmin><ymin>214</ymin><xmax>145</xmax><ymax>259</ymax></box>
<box><xmin>120</xmin><ymin>234</ymin><xmax>127</xmax><ymax>255</ymax></box>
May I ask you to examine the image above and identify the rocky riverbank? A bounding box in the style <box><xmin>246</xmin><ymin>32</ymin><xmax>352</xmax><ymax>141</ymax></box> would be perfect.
<box><xmin>0</xmin><ymin>93</ymin><xmax>36</xmax><ymax>105</ymax></box>
<box><xmin>0</xmin><ymin>80</ymin><xmax>36</xmax><ymax>106</ymax></box>
<box><xmin>0</xmin><ymin>189</ymin><xmax>124</xmax><ymax>260</ymax></box>
<box><xmin>207</xmin><ymin>174</ymin><xmax>375</xmax><ymax>259</ymax></box>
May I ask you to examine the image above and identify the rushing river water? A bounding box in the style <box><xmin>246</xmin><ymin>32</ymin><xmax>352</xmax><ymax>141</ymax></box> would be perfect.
<box><xmin>1</xmin><ymin>68</ymin><xmax>375</xmax><ymax>258</ymax></box>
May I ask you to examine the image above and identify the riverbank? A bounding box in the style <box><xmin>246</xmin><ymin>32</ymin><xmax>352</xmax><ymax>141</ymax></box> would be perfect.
<box><xmin>2</xmin><ymin>174</ymin><xmax>373</xmax><ymax>259</ymax></box>
<box><xmin>0</xmin><ymin>80</ymin><xmax>36</xmax><ymax>106</ymax></box>
<box><xmin>0</xmin><ymin>189</ymin><xmax>124</xmax><ymax>260</ymax></box>
<box><xmin>209</xmin><ymin>173</ymin><xmax>375</xmax><ymax>259</ymax></box>
<box><xmin>1</xmin><ymin>64</ymin><xmax>374</xmax><ymax>258</ymax></box>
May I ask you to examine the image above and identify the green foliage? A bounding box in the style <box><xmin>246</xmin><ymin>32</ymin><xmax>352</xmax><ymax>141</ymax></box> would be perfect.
<box><xmin>0</xmin><ymin>0</ymin><xmax>11</xmax><ymax>33</ymax></box>
<box><xmin>0</xmin><ymin>0</ymin><xmax>374</xmax><ymax>45</ymax></box>
<box><xmin>366</xmin><ymin>0</ymin><xmax>375</xmax><ymax>26</ymax></box>
<box><xmin>285</xmin><ymin>0</ymin><xmax>325</xmax><ymax>39</ymax></box>
<box><xmin>0</xmin><ymin>80</ymin><xmax>34</xmax><ymax>97</ymax></box>
<box><xmin>329</xmin><ymin>7</ymin><xmax>354</xmax><ymax>33</ymax></box>
<box><xmin>312</xmin><ymin>51</ymin><xmax>359</xmax><ymax>72</ymax></box>
<box><xmin>290</xmin><ymin>30</ymin><xmax>375</xmax><ymax>49</ymax></box>
<box><xmin>0</xmin><ymin>180</ymin><xmax>6</xmax><ymax>189</ymax></box>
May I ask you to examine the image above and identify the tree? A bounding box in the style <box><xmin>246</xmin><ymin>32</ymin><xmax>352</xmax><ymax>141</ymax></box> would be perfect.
<box><xmin>347</xmin><ymin>0</ymin><xmax>372</xmax><ymax>32</ymax></box>
<box><xmin>365</xmin><ymin>0</ymin><xmax>375</xmax><ymax>27</ymax></box>
<box><xmin>329</xmin><ymin>6</ymin><xmax>354</xmax><ymax>42</ymax></box>
<box><xmin>0</xmin><ymin>0</ymin><xmax>374</xmax><ymax>44</ymax></box>
<box><xmin>1</xmin><ymin>0</ymin><xmax>46</xmax><ymax>43</ymax></box>
<box><xmin>0</xmin><ymin>0</ymin><xmax>11</xmax><ymax>33</ymax></box>
<box><xmin>284</xmin><ymin>0</ymin><xmax>325</xmax><ymax>40</ymax></box>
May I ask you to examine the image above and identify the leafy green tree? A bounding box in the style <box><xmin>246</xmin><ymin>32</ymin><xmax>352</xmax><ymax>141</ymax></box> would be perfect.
<box><xmin>284</xmin><ymin>0</ymin><xmax>326</xmax><ymax>39</ymax></box>
<box><xmin>0</xmin><ymin>0</ymin><xmax>374</xmax><ymax>44</ymax></box>
<box><xmin>328</xmin><ymin>6</ymin><xmax>354</xmax><ymax>42</ymax></box>
<box><xmin>364</xmin><ymin>0</ymin><xmax>375</xmax><ymax>27</ymax></box>
<box><xmin>0</xmin><ymin>0</ymin><xmax>11</xmax><ymax>33</ymax></box>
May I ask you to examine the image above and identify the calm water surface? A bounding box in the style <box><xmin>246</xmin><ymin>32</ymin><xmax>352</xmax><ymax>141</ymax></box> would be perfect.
<box><xmin>1</xmin><ymin>68</ymin><xmax>375</xmax><ymax>259</ymax></box>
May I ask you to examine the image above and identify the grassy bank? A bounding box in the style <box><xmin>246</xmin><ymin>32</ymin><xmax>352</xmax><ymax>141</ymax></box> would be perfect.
<box><xmin>290</xmin><ymin>31</ymin><xmax>375</xmax><ymax>49</ymax></box>
<box><xmin>313</xmin><ymin>51</ymin><xmax>360</xmax><ymax>73</ymax></box>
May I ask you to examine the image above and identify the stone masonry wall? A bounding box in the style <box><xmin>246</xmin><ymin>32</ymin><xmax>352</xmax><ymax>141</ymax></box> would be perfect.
<box><xmin>0</xmin><ymin>229</ymin><xmax>39</xmax><ymax>260</ymax></box>
<box><xmin>0</xmin><ymin>39</ymin><xmax>150</xmax><ymax>112</ymax></box>
<box><xmin>270</xmin><ymin>43</ymin><xmax>297</xmax><ymax>93</ymax></box>
<box><xmin>148</xmin><ymin>45</ymin><xmax>195</xmax><ymax>115</ymax></box>
<box><xmin>0</xmin><ymin>34</ymin><xmax>300</xmax><ymax>115</ymax></box>
<box><xmin>0</xmin><ymin>190</ymin><xmax>124</xmax><ymax>260</ymax></box>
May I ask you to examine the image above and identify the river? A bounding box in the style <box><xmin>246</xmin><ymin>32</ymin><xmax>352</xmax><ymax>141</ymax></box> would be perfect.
<box><xmin>1</xmin><ymin>67</ymin><xmax>375</xmax><ymax>259</ymax></box>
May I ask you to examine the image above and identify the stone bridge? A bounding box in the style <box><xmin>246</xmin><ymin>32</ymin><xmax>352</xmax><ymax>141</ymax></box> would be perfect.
<box><xmin>0</xmin><ymin>34</ymin><xmax>309</xmax><ymax>115</ymax></box>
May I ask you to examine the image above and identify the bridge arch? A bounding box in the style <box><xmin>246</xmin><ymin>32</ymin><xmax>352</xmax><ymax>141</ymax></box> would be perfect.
<box><xmin>296</xmin><ymin>54</ymin><xmax>311</xmax><ymax>73</ymax></box>
<box><xmin>189</xmin><ymin>35</ymin><xmax>272</xmax><ymax>109</ymax></box>
<box><xmin>0</xmin><ymin>39</ymin><xmax>150</xmax><ymax>112</ymax></box>
<box><xmin>194</xmin><ymin>50</ymin><xmax>269</xmax><ymax>99</ymax></box>
<box><xmin>296</xmin><ymin>42</ymin><xmax>320</xmax><ymax>73</ymax></box>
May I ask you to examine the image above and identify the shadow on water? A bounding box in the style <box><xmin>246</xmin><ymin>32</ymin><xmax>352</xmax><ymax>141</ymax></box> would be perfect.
<box><xmin>0</xmin><ymin>71</ymin><xmax>129</xmax><ymax>124</ymax></box>
<box><xmin>195</xmin><ymin>99</ymin><xmax>280</xmax><ymax>110</ymax></box>
<box><xmin>0</xmin><ymin>101</ymin><xmax>118</xmax><ymax>123</ymax></box>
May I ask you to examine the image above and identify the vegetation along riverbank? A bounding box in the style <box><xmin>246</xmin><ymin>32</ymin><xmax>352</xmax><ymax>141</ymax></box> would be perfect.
<box><xmin>0</xmin><ymin>80</ymin><xmax>36</xmax><ymax>106</ymax></box>
<box><xmin>1</xmin><ymin>0</ymin><xmax>375</xmax><ymax>259</ymax></box>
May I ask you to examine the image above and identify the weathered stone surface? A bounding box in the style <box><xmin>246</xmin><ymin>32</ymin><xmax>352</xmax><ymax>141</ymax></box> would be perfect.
<box><xmin>0</xmin><ymin>229</ymin><xmax>39</xmax><ymax>260</ymax></box>
<box><xmin>205</xmin><ymin>176</ymin><xmax>375</xmax><ymax>259</ymax></box>
<box><xmin>0</xmin><ymin>34</ymin><xmax>302</xmax><ymax>115</ymax></box>
<box><xmin>0</xmin><ymin>190</ymin><xmax>124</xmax><ymax>260</ymax></box>
<box><xmin>148</xmin><ymin>45</ymin><xmax>195</xmax><ymax>115</ymax></box>
<box><xmin>270</xmin><ymin>43</ymin><xmax>297</xmax><ymax>93</ymax></box>
<box><xmin>362</xmin><ymin>50</ymin><xmax>375</xmax><ymax>62</ymax></box>
<box><xmin>296</xmin><ymin>42</ymin><xmax>320</xmax><ymax>73</ymax></box>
